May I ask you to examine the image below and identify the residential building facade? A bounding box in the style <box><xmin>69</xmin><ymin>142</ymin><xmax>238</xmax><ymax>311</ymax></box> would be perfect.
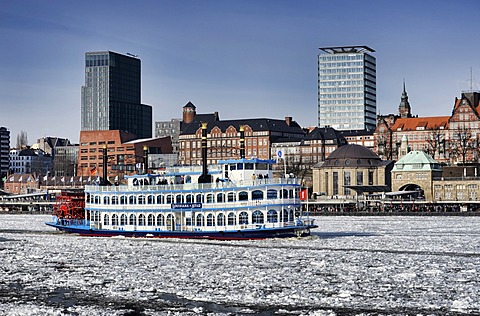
<box><xmin>318</xmin><ymin>46</ymin><xmax>376</xmax><ymax>131</ymax></box>
<box><xmin>178</xmin><ymin>108</ymin><xmax>305</xmax><ymax>166</ymax></box>
<box><xmin>9</xmin><ymin>148</ymin><xmax>52</xmax><ymax>175</ymax></box>
<box><xmin>375</xmin><ymin>91</ymin><xmax>480</xmax><ymax>165</ymax></box>
<box><xmin>81</xmin><ymin>51</ymin><xmax>152</xmax><ymax>138</ymax></box>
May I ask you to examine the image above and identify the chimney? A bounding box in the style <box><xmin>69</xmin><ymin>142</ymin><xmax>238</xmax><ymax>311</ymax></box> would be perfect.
<box><xmin>285</xmin><ymin>116</ymin><xmax>292</xmax><ymax>126</ymax></box>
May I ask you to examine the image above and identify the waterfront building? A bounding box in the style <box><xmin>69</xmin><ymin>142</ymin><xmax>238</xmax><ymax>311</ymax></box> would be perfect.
<box><xmin>0</xmin><ymin>127</ymin><xmax>9</xmax><ymax>183</ymax></box>
<box><xmin>54</xmin><ymin>143</ymin><xmax>79</xmax><ymax>177</ymax></box>
<box><xmin>391</xmin><ymin>150</ymin><xmax>442</xmax><ymax>201</ymax></box>
<box><xmin>178</xmin><ymin>104</ymin><xmax>305</xmax><ymax>165</ymax></box>
<box><xmin>318</xmin><ymin>46</ymin><xmax>376</xmax><ymax>131</ymax></box>
<box><xmin>375</xmin><ymin>91</ymin><xmax>480</xmax><ymax>164</ymax></box>
<box><xmin>155</xmin><ymin>118</ymin><xmax>181</xmax><ymax>156</ymax></box>
<box><xmin>9</xmin><ymin>148</ymin><xmax>52</xmax><ymax>175</ymax></box>
<box><xmin>77</xmin><ymin>130</ymin><xmax>172</xmax><ymax>181</ymax></box>
<box><xmin>81</xmin><ymin>51</ymin><xmax>152</xmax><ymax>138</ymax></box>
<box><xmin>312</xmin><ymin>144</ymin><xmax>393</xmax><ymax>197</ymax></box>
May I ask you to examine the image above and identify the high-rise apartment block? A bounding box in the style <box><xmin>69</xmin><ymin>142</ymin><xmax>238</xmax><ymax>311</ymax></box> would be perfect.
<box><xmin>0</xmin><ymin>127</ymin><xmax>10</xmax><ymax>182</ymax></box>
<box><xmin>81</xmin><ymin>51</ymin><xmax>152</xmax><ymax>138</ymax></box>
<box><xmin>318</xmin><ymin>46</ymin><xmax>376</xmax><ymax>131</ymax></box>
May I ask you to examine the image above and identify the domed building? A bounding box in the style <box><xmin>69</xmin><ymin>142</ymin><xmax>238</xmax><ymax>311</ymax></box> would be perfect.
<box><xmin>312</xmin><ymin>144</ymin><xmax>394</xmax><ymax>197</ymax></box>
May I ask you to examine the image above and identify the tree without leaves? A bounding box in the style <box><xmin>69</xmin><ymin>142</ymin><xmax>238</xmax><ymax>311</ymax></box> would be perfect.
<box><xmin>16</xmin><ymin>130</ymin><xmax>28</xmax><ymax>149</ymax></box>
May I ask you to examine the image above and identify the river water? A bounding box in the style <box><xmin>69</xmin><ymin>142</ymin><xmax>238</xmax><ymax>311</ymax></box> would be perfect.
<box><xmin>0</xmin><ymin>215</ymin><xmax>479</xmax><ymax>315</ymax></box>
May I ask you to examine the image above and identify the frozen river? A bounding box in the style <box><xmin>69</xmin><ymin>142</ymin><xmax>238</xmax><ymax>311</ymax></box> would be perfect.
<box><xmin>0</xmin><ymin>215</ymin><xmax>479</xmax><ymax>315</ymax></box>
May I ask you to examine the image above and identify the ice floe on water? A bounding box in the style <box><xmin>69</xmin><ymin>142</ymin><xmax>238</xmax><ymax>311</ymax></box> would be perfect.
<box><xmin>0</xmin><ymin>214</ymin><xmax>479</xmax><ymax>315</ymax></box>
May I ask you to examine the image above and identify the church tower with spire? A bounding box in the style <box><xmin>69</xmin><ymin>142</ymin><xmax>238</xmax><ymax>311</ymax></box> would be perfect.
<box><xmin>398</xmin><ymin>80</ymin><xmax>412</xmax><ymax>118</ymax></box>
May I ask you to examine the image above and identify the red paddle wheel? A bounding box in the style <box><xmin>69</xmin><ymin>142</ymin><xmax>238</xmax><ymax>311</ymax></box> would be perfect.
<box><xmin>53</xmin><ymin>191</ymin><xmax>86</xmax><ymax>220</ymax></box>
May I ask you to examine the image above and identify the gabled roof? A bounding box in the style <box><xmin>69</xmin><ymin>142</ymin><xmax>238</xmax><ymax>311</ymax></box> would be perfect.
<box><xmin>391</xmin><ymin>116</ymin><xmax>449</xmax><ymax>131</ymax></box>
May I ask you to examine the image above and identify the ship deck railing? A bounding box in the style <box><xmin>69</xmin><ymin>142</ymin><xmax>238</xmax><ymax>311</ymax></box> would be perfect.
<box><xmin>85</xmin><ymin>178</ymin><xmax>301</xmax><ymax>192</ymax></box>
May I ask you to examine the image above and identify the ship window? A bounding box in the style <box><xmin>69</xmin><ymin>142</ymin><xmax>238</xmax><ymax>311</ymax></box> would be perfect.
<box><xmin>120</xmin><ymin>214</ymin><xmax>127</xmax><ymax>226</ymax></box>
<box><xmin>129</xmin><ymin>214</ymin><xmax>136</xmax><ymax>225</ymax></box>
<box><xmin>267</xmin><ymin>189</ymin><xmax>277</xmax><ymax>199</ymax></box>
<box><xmin>217</xmin><ymin>213</ymin><xmax>225</xmax><ymax>226</ymax></box>
<box><xmin>129</xmin><ymin>196</ymin><xmax>137</xmax><ymax>204</ymax></box>
<box><xmin>206</xmin><ymin>193</ymin><xmax>214</xmax><ymax>203</ymax></box>
<box><xmin>120</xmin><ymin>196</ymin><xmax>127</xmax><ymax>205</ymax></box>
<box><xmin>138</xmin><ymin>214</ymin><xmax>146</xmax><ymax>226</ymax></box>
<box><xmin>227</xmin><ymin>212</ymin><xmax>236</xmax><ymax>225</ymax></box>
<box><xmin>112</xmin><ymin>214</ymin><xmax>119</xmax><ymax>226</ymax></box>
<box><xmin>94</xmin><ymin>195</ymin><xmax>100</xmax><ymax>204</ymax></box>
<box><xmin>176</xmin><ymin>195</ymin><xmax>184</xmax><ymax>203</ymax></box>
<box><xmin>280</xmin><ymin>189</ymin><xmax>288</xmax><ymax>198</ymax></box>
<box><xmin>282</xmin><ymin>209</ymin><xmax>289</xmax><ymax>222</ymax></box>
<box><xmin>227</xmin><ymin>192</ymin><xmax>236</xmax><ymax>202</ymax></box>
<box><xmin>267</xmin><ymin>210</ymin><xmax>278</xmax><ymax>223</ymax></box>
<box><xmin>238</xmin><ymin>191</ymin><xmax>248</xmax><ymax>201</ymax></box>
<box><xmin>252</xmin><ymin>190</ymin><xmax>263</xmax><ymax>200</ymax></box>
<box><xmin>217</xmin><ymin>193</ymin><xmax>225</xmax><ymax>203</ymax></box>
<box><xmin>147</xmin><ymin>195</ymin><xmax>154</xmax><ymax>204</ymax></box>
<box><xmin>207</xmin><ymin>214</ymin><xmax>215</xmax><ymax>226</ymax></box>
<box><xmin>103</xmin><ymin>196</ymin><xmax>110</xmax><ymax>205</ymax></box>
<box><xmin>186</xmin><ymin>194</ymin><xmax>194</xmax><ymax>203</ymax></box>
<box><xmin>103</xmin><ymin>214</ymin><xmax>110</xmax><ymax>226</ymax></box>
<box><xmin>147</xmin><ymin>214</ymin><xmax>155</xmax><ymax>226</ymax></box>
<box><xmin>157</xmin><ymin>214</ymin><xmax>165</xmax><ymax>226</ymax></box>
<box><xmin>156</xmin><ymin>195</ymin><xmax>164</xmax><ymax>204</ymax></box>
<box><xmin>252</xmin><ymin>210</ymin><xmax>264</xmax><ymax>224</ymax></box>
<box><xmin>245</xmin><ymin>163</ymin><xmax>254</xmax><ymax>170</ymax></box>
<box><xmin>166</xmin><ymin>214</ymin><xmax>174</xmax><ymax>229</ymax></box>
<box><xmin>166</xmin><ymin>194</ymin><xmax>174</xmax><ymax>204</ymax></box>
<box><xmin>239</xmin><ymin>212</ymin><xmax>249</xmax><ymax>224</ymax></box>
<box><xmin>112</xmin><ymin>196</ymin><xmax>119</xmax><ymax>205</ymax></box>
<box><xmin>196</xmin><ymin>214</ymin><xmax>204</xmax><ymax>226</ymax></box>
<box><xmin>196</xmin><ymin>194</ymin><xmax>203</xmax><ymax>203</ymax></box>
<box><xmin>138</xmin><ymin>195</ymin><xmax>145</xmax><ymax>204</ymax></box>
<box><xmin>289</xmin><ymin>190</ymin><xmax>294</xmax><ymax>199</ymax></box>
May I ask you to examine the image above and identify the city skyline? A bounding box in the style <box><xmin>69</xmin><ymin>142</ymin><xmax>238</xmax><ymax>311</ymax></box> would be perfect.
<box><xmin>1</xmin><ymin>0</ymin><xmax>480</xmax><ymax>143</ymax></box>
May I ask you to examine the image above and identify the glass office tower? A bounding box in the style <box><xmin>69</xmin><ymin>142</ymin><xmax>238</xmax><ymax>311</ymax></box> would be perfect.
<box><xmin>318</xmin><ymin>46</ymin><xmax>376</xmax><ymax>131</ymax></box>
<box><xmin>81</xmin><ymin>51</ymin><xmax>152</xmax><ymax>138</ymax></box>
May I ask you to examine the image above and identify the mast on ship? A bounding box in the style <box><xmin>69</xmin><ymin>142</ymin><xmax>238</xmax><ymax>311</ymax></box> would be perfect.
<box><xmin>198</xmin><ymin>122</ymin><xmax>212</xmax><ymax>183</ymax></box>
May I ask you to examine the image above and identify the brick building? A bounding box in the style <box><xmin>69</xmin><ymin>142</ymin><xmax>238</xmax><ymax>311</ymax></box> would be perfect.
<box><xmin>77</xmin><ymin>130</ymin><xmax>172</xmax><ymax>182</ymax></box>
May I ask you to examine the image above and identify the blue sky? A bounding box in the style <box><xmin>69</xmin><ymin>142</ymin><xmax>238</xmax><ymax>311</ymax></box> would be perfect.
<box><xmin>1</xmin><ymin>0</ymin><xmax>479</xmax><ymax>143</ymax></box>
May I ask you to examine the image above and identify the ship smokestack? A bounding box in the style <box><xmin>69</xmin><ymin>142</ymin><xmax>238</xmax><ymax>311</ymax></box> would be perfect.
<box><xmin>239</xmin><ymin>125</ymin><xmax>245</xmax><ymax>159</ymax></box>
<box><xmin>102</xmin><ymin>145</ymin><xmax>108</xmax><ymax>185</ymax></box>
<box><xmin>143</xmin><ymin>145</ymin><xmax>149</xmax><ymax>174</ymax></box>
<box><xmin>198</xmin><ymin>122</ymin><xmax>212</xmax><ymax>183</ymax></box>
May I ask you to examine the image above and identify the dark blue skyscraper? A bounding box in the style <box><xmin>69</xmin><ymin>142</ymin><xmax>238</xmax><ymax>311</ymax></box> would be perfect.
<box><xmin>81</xmin><ymin>51</ymin><xmax>152</xmax><ymax>138</ymax></box>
